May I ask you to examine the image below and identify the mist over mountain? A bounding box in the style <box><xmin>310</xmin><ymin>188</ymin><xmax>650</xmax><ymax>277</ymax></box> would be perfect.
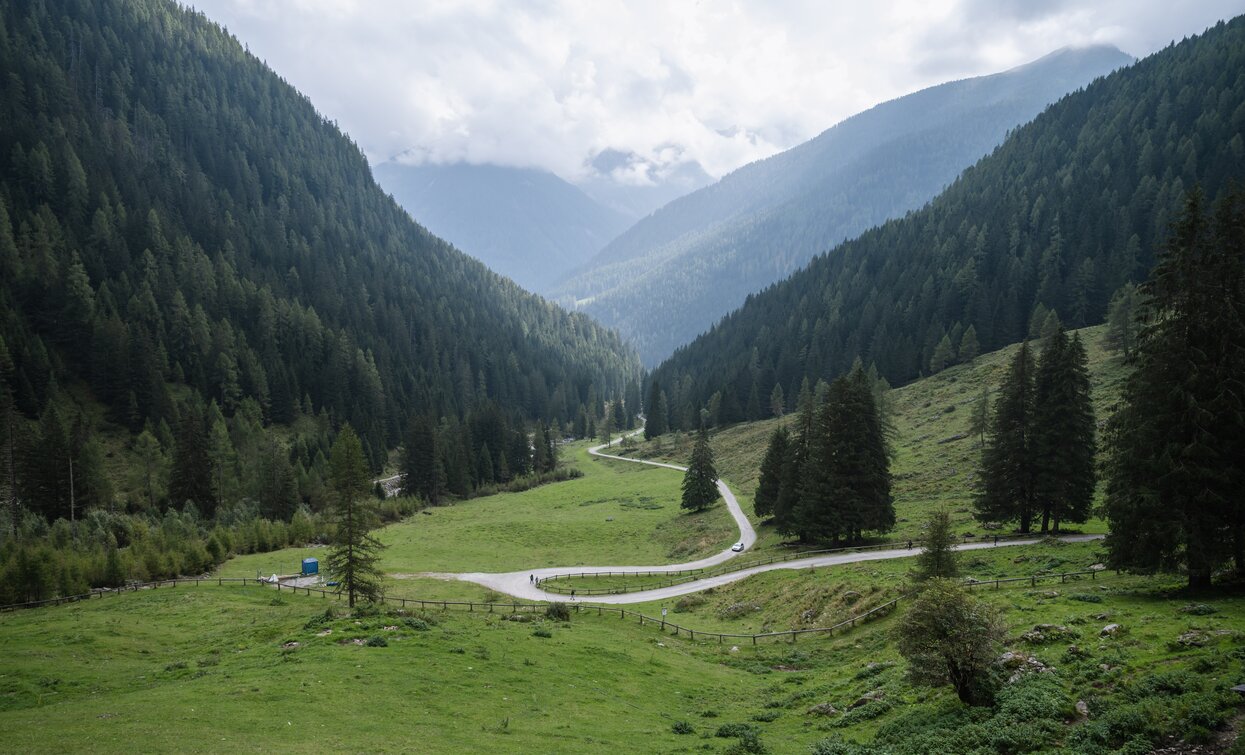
<box><xmin>372</xmin><ymin>161</ymin><xmax>633</xmax><ymax>293</ymax></box>
<box><xmin>553</xmin><ymin>44</ymin><xmax>1133</xmax><ymax>365</ymax></box>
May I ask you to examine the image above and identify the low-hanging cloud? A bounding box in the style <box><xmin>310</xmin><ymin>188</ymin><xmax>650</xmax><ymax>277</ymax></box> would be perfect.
<box><xmin>194</xmin><ymin>0</ymin><xmax>1242</xmax><ymax>185</ymax></box>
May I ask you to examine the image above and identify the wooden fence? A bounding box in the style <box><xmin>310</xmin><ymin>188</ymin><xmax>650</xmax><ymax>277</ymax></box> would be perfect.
<box><xmin>0</xmin><ymin>568</ymin><xmax>1115</xmax><ymax>645</ymax></box>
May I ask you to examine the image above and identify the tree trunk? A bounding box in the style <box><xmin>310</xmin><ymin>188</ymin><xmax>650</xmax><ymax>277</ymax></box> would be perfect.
<box><xmin>1040</xmin><ymin>508</ymin><xmax>1049</xmax><ymax>534</ymax></box>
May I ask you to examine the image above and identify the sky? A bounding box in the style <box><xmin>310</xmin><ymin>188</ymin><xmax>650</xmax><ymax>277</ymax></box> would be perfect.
<box><xmin>192</xmin><ymin>1</ymin><xmax>1243</xmax><ymax>188</ymax></box>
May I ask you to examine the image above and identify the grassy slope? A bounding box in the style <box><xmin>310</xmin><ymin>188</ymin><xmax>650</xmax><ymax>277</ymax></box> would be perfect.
<box><xmin>218</xmin><ymin>441</ymin><xmax>737</xmax><ymax>577</ymax></box>
<box><xmin>617</xmin><ymin>325</ymin><xmax>1126</xmax><ymax>549</ymax></box>
<box><xmin>2</xmin><ymin>574</ymin><xmax>1241</xmax><ymax>753</ymax></box>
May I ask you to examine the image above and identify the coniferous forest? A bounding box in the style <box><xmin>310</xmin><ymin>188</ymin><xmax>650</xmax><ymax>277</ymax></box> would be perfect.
<box><xmin>0</xmin><ymin>0</ymin><xmax>641</xmax><ymax>596</ymax></box>
<box><xmin>649</xmin><ymin>17</ymin><xmax>1245</xmax><ymax>426</ymax></box>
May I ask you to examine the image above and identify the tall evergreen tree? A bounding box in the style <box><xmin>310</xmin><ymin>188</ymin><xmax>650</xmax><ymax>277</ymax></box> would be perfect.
<box><xmin>1032</xmin><ymin>329</ymin><xmax>1096</xmax><ymax>532</ymax></box>
<box><xmin>401</xmin><ymin>415</ymin><xmax>444</xmax><ymax>505</ymax></box>
<box><xmin>680</xmin><ymin>427</ymin><xmax>719</xmax><ymax>512</ymax></box>
<box><xmin>793</xmin><ymin>370</ymin><xmax>893</xmax><ymax>542</ymax></box>
<box><xmin>754</xmin><ymin>426</ymin><xmax>790</xmax><ymax>520</ymax></box>
<box><xmin>976</xmin><ymin>342</ymin><xmax>1038</xmax><ymax>532</ymax></box>
<box><xmin>1105</xmin><ymin>190</ymin><xmax>1245</xmax><ymax>588</ymax></box>
<box><xmin>325</xmin><ymin>425</ymin><xmax>385</xmax><ymax>607</ymax></box>
<box><xmin>644</xmin><ymin>380</ymin><xmax>666</xmax><ymax>439</ymax></box>
<box><xmin>169</xmin><ymin>404</ymin><xmax>214</xmax><ymax>516</ymax></box>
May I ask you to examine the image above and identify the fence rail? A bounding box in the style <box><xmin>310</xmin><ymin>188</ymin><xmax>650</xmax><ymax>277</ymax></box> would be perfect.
<box><xmin>0</xmin><ymin>568</ymin><xmax>1117</xmax><ymax>645</ymax></box>
<box><xmin>538</xmin><ymin>533</ymin><xmax>1066</xmax><ymax>595</ymax></box>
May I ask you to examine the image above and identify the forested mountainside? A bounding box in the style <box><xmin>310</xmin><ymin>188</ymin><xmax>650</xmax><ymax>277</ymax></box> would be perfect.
<box><xmin>372</xmin><ymin>161</ymin><xmax>632</xmax><ymax>293</ymax></box>
<box><xmin>0</xmin><ymin>0</ymin><xmax>640</xmax><ymax>482</ymax></box>
<box><xmin>649</xmin><ymin>17</ymin><xmax>1245</xmax><ymax>427</ymax></box>
<box><xmin>552</xmin><ymin>45</ymin><xmax>1132</xmax><ymax>365</ymax></box>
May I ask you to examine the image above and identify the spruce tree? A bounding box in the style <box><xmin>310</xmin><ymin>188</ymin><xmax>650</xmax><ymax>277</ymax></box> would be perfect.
<box><xmin>930</xmin><ymin>334</ymin><xmax>955</xmax><ymax>373</ymax></box>
<box><xmin>644</xmin><ymin>381</ymin><xmax>666</xmax><ymax>439</ymax></box>
<box><xmin>169</xmin><ymin>403</ymin><xmax>214</xmax><ymax>516</ymax></box>
<box><xmin>1104</xmin><ymin>190</ymin><xmax>1245</xmax><ymax>588</ymax></box>
<box><xmin>680</xmin><ymin>427</ymin><xmax>719</xmax><ymax>512</ymax></box>
<box><xmin>325</xmin><ymin>425</ymin><xmax>385</xmax><ymax>607</ymax></box>
<box><xmin>1032</xmin><ymin>329</ymin><xmax>1096</xmax><ymax>532</ymax></box>
<box><xmin>754</xmin><ymin>426</ymin><xmax>789</xmax><ymax>519</ymax></box>
<box><xmin>976</xmin><ymin>342</ymin><xmax>1038</xmax><ymax>532</ymax></box>
<box><xmin>401</xmin><ymin>415</ymin><xmax>444</xmax><ymax>504</ymax></box>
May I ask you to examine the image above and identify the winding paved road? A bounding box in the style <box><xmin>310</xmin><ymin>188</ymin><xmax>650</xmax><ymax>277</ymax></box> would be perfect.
<box><xmin>421</xmin><ymin>432</ymin><xmax>1103</xmax><ymax>603</ymax></box>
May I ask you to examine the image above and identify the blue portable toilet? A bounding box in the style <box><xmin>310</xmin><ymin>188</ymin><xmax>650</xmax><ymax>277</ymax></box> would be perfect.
<box><xmin>301</xmin><ymin>557</ymin><xmax>319</xmax><ymax>576</ymax></box>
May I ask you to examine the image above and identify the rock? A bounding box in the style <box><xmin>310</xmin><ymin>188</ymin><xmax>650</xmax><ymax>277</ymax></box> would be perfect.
<box><xmin>1088</xmin><ymin>563</ymin><xmax>1106</xmax><ymax>571</ymax></box>
<box><xmin>282</xmin><ymin>641</ymin><xmax>301</xmax><ymax>649</ymax></box>
<box><xmin>1021</xmin><ymin>624</ymin><xmax>1075</xmax><ymax>644</ymax></box>
<box><xmin>1075</xmin><ymin>700</ymin><xmax>1090</xmax><ymax>719</ymax></box>
<box><xmin>1093</xmin><ymin>613</ymin><xmax>1111</xmax><ymax>621</ymax></box>
<box><xmin>997</xmin><ymin>651</ymin><xmax>1053</xmax><ymax>683</ymax></box>
<box><xmin>382</xmin><ymin>625</ymin><xmax>398</xmax><ymax>631</ymax></box>
<box><xmin>1040</xmin><ymin>590</ymin><xmax>1061</xmax><ymax>599</ymax></box>
<box><xmin>656</xmin><ymin>643</ymin><xmax>666</xmax><ymax>648</ymax></box>
<box><xmin>729</xmin><ymin>646</ymin><xmax>740</xmax><ymax>653</ymax></box>
<box><xmin>1100</xmin><ymin>624</ymin><xmax>1122</xmax><ymax>637</ymax></box>
<box><xmin>1174</xmin><ymin>631</ymin><xmax>1208</xmax><ymax>647</ymax></box>
<box><xmin>800</xmin><ymin>608</ymin><xmax>819</xmax><ymax>622</ymax></box>
<box><xmin>807</xmin><ymin>703</ymin><xmax>839</xmax><ymax>717</ymax></box>
<box><xmin>983</xmin><ymin>521</ymin><xmax>1003</xmax><ymax>531</ymax></box>
<box><xmin>847</xmin><ymin>690</ymin><xmax>885</xmax><ymax>710</ymax></box>
<box><xmin>1013</xmin><ymin>556</ymin><xmax>1030</xmax><ymax>564</ymax></box>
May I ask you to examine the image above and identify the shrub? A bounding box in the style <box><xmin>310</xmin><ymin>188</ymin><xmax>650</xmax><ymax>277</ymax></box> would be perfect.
<box><xmin>365</xmin><ymin>635</ymin><xmax>387</xmax><ymax>647</ymax></box>
<box><xmin>532</xmin><ymin>627</ymin><xmax>553</xmax><ymax>638</ymax></box>
<box><xmin>674</xmin><ymin>594</ymin><xmax>706</xmax><ymax>612</ymax></box>
<box><xmin>670</xmin><ymin>720</ymin><xmax>694</xmax><ymax>735</ymax></box>
<box><xmin>1068</xmin><ymin>593</ymin><xmax>1103</xmax><ymax>603</ymax></box>
<box><xmin>723</xmin><ymin>730</ymin><xmax>768</xmax><ymax>754</ymax></box>
<box><xmin>403</xmin><ymin>617</ymin><xmax>430</xmax><ymax>631</ymax></box>
<box><xmin>545</xmin><ymin>602</ymin><xmax>572</xmax><ymax>621</ymax></box>
<box><xmin>715</xmin><ymin>723</ymin><xmax>757</xmax><ymax>738</ymax></box>
<box><xmin>303</xmin><ymin>606</ymin><xmax>337</xmax><ymax>629</ymax></box>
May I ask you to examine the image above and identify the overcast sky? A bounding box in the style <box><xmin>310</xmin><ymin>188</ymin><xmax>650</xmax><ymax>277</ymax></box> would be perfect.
<box><xmin>193</xmin><ymin>1</ymin><xmax>1243</xmax><ymax>187</ymax></box>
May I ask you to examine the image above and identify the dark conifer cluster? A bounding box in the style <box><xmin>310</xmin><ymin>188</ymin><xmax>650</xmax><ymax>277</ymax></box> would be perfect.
<box><xmin>975</xmin><ymin>326</ymin><xmax>1096</xmax><ymax>534</ymax></box>
<box><xmin>1105</xmin><ymin>190</ymin><xmax>1245</xmax><ymax>588</ymax></box>
<box><xmin>753</xmin><ymin>369</ymin><xmax>893</xmax><ymax>544</ymax></box>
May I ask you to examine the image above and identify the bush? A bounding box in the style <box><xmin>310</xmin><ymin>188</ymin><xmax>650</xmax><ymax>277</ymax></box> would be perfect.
<box><xmin>670</xmin><ymin>720</ymin><xmax>694</xmax><ymax>735</ymax></box>
<box><xmin>303</xmin><ymin>607</ymin><xmax>337</xmax><ymax>629</ymax></box>
<box><xmin>403</xmin><ymin>617</ymin><xmax>430</xmax><ymax>631</ymax></box>
<box><xmin>365</xmin><ymin>635</ymin><xmax>388</xmax><ymax>647</ymax></box>
<box><xmin>1068</xmin><ymin>593</ymin><xmax>1103</xmax><ymax>603</ymax></box>
<box><xmin>723</xmin><ymin>730</ymin><xmax>768</xmax><ymax>754</ymax></box>
<box><xmin>674</xmin><ymin>594</ymin><xmax>706</xmax><ymax>612</ymax></box>
<box><xmin>532</xmin><ymin>627</ymin><xmax>553</xmax><ymax>638</ymax></box>
<box><xmin>545</xmin><ymin>602</ymin><xmax>572</xmax><ymax>621</ymax></box>
<box><xmin>715</xmin><ymin>723</ymin><xmax>757</xmax><ymax>738</ymax></box>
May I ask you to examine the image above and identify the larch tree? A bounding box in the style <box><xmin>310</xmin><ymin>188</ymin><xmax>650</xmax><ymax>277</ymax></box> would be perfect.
<box><xmin>326</xmin><ymin>425</ymin><xmax>385</xmax><ymax>607</ymax></box>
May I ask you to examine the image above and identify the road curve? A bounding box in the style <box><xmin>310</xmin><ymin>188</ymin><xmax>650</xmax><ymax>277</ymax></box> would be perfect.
<box><xmin>441</xmin><ymin>534</ymin><xmax>1104</xmax><ymax>604</ymax></box>
<box><xmin>416</xmin><ymin>430</ymin><xmax>1102</xmax><ymax>603</ymax></box>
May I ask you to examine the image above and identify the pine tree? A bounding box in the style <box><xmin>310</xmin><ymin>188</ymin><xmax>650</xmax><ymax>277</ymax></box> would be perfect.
<box><xmin>976</xmin><ymin>342</ymin><xmax>1038</xmax><ymax>532</ymax></box>
<box><xmin>1032</xmin><ymin>329</ymin><xmax>1096</xmax><ymax>532</ymax></box>
<box><xmin>680</xmin><ymin>427</ymin><xmax>719</xmax><ymax>511</ymax></box>
<box><xmin>131</xmin><ymin>429</ymin><xmax>167</xmax><ymax>510</ymax></box>
<box><xmin>968</xmin><ymin>385</ymin><xmax>990</xmax><ymax>448</ymax></box>
<box><xmin>754</xmin><ymin>426</ymin><xmax>789</xmax><ymax>519</ymax></box>
<box><xmin>325</xmin><ymin>425</ymin><xmax>385</xmax><ymax>607</ymax></box>
<box><xmin>1104</xmin><ymin>190</ymin><xmax>1245</xmax><ymax>588</ymax></box>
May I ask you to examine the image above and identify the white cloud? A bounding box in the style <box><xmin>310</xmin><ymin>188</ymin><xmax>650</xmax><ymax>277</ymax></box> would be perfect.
<box><xmin>193</xmin><ymin>0</ymin><xmax>1242</xmax><ymax>184</ymax></box>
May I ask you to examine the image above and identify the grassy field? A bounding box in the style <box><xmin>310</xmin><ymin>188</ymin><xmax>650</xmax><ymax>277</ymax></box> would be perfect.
<box><xmin>615</xmin><ymin>325</ymin><xmax>1125</xmax><ymax>547</ymax></box>
<box><xmin>3</xmin><ymin>563</ymin><xmax>1242</xmax><ymax>753</ymax></box>
<box><xmin>218</xmin><ymin>441</ymin><xmax>737</xmax><ymax>578</ymax></box>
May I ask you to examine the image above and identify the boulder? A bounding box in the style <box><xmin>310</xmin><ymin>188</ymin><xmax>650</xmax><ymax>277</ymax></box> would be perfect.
<box><xmin>1075</xmin><ymin>700</ymin><xmax>1090</xmax><ymax>719</ymax></box>
<box><xmin>807</xmin><ymin>703</ymin><xmax>839</xmax><ymax>717</ymax></box>
<box><xmin>1100</xmin><ymin>623</ymin><xmax>1122</xmax><ymax>637</ymax></box>
<box><xmin>847</xmin><ymin>690</ymin><xmax>885</xmax><ymax>710</ymax></box>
